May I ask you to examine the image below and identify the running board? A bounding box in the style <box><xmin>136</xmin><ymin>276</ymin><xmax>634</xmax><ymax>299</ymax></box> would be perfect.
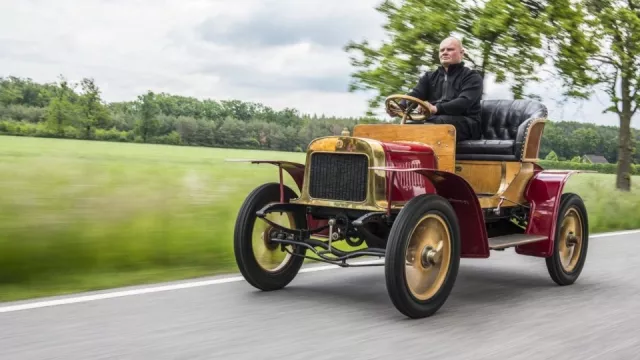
<box><xmin>488</xmin><ymin>234</ymin><xmax>547</xmax><ymax>250</ymax></box>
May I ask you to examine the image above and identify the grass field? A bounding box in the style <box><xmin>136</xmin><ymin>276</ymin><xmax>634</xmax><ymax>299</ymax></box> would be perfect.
<box><xmin>1</xmin><ymin>135</ymin><xmax>639</xmax><ymax>301</ymax></box>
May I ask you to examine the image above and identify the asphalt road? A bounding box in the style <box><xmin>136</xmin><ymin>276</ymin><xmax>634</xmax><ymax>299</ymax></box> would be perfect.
<box><xmin>1</xmin><ymin>230</ymin><xmax>639</xmax><ymax>360</ymax></box>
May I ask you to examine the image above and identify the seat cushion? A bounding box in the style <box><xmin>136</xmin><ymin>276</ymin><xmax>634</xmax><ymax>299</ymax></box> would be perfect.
<box><xmin>478</xmin><ymin>99</ymin><xmax>547</xmax><ymax>141</ymax></box>
<box><xmin>457</xmin><ymin>139</ymin><xmax>514</xmax><ymax>155</ymax></box>
<box><xmin>455</xmin><ymin>99</ymin><xmax>548</xmax><ymax>161</ymax></box>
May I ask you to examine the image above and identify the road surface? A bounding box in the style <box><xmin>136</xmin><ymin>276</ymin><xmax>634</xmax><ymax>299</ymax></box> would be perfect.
<box><xmin>1</xmin><ymin>230</ymin><xmax>639</xmax><ymax>359</ymax></box>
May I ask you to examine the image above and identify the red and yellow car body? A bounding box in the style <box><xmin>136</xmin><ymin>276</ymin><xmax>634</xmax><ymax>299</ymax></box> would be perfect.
<box><xmin>231</xmin><ymin>96</ymin><xmax>589</xmax><ymax>319</ymax></box>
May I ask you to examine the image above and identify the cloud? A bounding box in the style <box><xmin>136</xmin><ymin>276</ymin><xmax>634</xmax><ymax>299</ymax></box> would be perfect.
<box><xmin>196</xmin><ymin>1</ymin><xmax>377</xmax><ymax>48</ymax></box>
<box><xmin>0</xmin><ymin>0</ymin><xmax>635</xmax><ymax>127</ymax></box>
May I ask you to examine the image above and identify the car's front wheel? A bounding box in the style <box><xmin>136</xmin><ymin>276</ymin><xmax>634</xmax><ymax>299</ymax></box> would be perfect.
<box><xmin>384</xmin><ymin>194</ymin><xmax>461</xmax><ymax>319</ymax></box>
<box><xmin>234</xmin><ymin>183</ymin><xmax>307</xmax><ymax>291</ymax></box>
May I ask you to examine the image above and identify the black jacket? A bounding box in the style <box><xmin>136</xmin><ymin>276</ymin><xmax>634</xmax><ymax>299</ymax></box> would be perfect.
<box><xmin>406</xmin><ymin>62</ymin><xmax>483</xmax><ymax>139</ymax></box>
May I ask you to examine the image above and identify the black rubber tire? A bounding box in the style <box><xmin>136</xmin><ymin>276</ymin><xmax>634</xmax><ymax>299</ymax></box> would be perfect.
<box><xmin>233</xmin><ymin>182</ymin><xmax>307</xmax><ymax>291</ymax></box>
<box><xmin>545</xmin><ymin>192</ymin><xmax>589</xmax><ymax>286</ymax></box>
<box><xmin>384</xmin><ymin>194</ymin><xmax>461</xmax><ymax>319</ymax></box>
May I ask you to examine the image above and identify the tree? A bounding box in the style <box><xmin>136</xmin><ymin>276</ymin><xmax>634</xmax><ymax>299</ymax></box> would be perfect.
<box><xmin>344</xmin><ymin>0</ymin><xmax>553</xmax><ymax>115</ymax></box>
<box><xmin>78</xmin><ymin>78</ymin><xmax>111</xmax><ymax>139</ymax></box>
<box><xmin>459</xmin><ymin>0</ymin><xmax>551</xmax><ymax>98</ymax></box>
<box><xmin>135</xmin><ymin>91</ymin><xmax>160</xmax><ymax>142</ymax></box>
<box><xmin>44</xmin><ymin>76</ymin><xmax>79</xmax><ymax>135</ymax></box>
<box><xmin>547</xmin><ymin>0</ymin><xmax>639</xmax><ymax>191</ymax></box>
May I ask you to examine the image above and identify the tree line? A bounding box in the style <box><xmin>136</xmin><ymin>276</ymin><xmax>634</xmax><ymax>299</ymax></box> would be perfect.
<box><xmin>0</xmin><ymin>75</ymin><xmax>381</xmax><ymax>152</ymax></box>
<box><xmin>1</xmin><ymin>75</ymin><xmax>638</xmax><ymax>167</ymax></box>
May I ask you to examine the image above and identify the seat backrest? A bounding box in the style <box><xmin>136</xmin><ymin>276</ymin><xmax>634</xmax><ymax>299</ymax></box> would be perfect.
<box><xmin>479</xmin><ymin>99</ymin><xmax>548</xmax><ymax>140</ymax></box>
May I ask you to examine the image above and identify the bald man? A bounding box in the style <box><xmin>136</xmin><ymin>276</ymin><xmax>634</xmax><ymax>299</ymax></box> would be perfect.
<box><xmin>395</xmin><ymin>37</ymin><xmax>483</xmax><ymax>142</ymax></box>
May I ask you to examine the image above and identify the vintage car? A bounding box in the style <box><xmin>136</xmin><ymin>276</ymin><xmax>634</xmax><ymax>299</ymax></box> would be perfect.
<box><xmin>230</xmin><ymin>95</ymin><xmax>589</xmax><ymax>319</ymax></box>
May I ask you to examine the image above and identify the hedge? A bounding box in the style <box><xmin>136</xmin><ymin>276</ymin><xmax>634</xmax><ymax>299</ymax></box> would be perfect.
<box><xmin>537</xmin><ymin>160</ymin><xmax>639</xmax><ymax>175</ymax></box>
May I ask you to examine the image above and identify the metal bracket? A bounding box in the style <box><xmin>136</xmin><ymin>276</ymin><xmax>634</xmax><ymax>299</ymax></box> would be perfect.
<box><xmin>494</xmin><ymin>196</ymin><xmax>530</xmax><ymax>215</ymax></box>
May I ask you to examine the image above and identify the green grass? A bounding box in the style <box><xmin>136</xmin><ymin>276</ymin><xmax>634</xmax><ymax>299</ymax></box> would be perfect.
<box><xmin>1</xmin><ymin>135</ymin><xmax>638</xmax><ymax>302</ymax></box>
<box><xmin>0</xmin><ymin>135</ymin><xmax>307</xmax><ymax>301</ymax></box>
<box><xmin>563</xmin><ymin>171</ymin><xmax>640</xmax><ymax>233</ymax></box>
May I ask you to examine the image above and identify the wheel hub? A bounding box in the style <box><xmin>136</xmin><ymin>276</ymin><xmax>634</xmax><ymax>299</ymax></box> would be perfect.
<box><xmin>251</xmin><ymin>204</ymin><xmax>295</xmax><ymax>272</ymax></box>
<box><xmin>558</xmin><ymin>207</ymin><xmax>583</xmax><ymax>272</ymax></box>
<box><xmin>261</xmin><ymin>226</ymin><xmax>279</xmax><ymax>251</ymax></box>
<box><xmin>566</xmin><ymin>232</ymin><xmax>578</xmax><ymax>247</ymax></box>
<box><xmin>405</xmin><ymin>214</ymin><xmax>451</xmax><ymax>301</ymax></box>
<box><xmin>420</xmin><ymin>242</ymin><xmax>443</xmax><ymax>268</ymax></box>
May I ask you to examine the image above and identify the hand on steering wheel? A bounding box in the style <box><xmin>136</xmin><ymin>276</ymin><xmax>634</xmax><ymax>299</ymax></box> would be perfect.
<box><xmin>385</xmin><ymin>94</ymin><xmax>435</xmax><ymax>124</ymax></box>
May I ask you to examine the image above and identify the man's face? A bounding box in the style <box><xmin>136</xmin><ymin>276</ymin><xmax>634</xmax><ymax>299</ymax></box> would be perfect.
<box><xmin>439</xmin><ymin>39</ymin><xmax>463</xmax><ymax>66</ymax></box>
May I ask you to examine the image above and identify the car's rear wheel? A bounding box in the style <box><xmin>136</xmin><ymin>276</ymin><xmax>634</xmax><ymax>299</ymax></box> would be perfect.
<box><xmin>234</xmin><ymin>183</ymin><xmax>307</xmax><ymax>291</ymax></box>
<box><xmin>384</xmin><ymin>194</ymin><xmax>461</xmax><ymax>318</ymax></box>
<box><xmin>545</xmin><ymin>193</ymin><xmax>589</xmax><ymax>285</ymax></box>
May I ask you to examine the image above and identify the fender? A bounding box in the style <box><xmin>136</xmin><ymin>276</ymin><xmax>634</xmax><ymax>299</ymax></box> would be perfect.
<box><xmin>226</xmin><ymin>159</ymin><xmax>328</xmax><ymax>233</ymax></box>
<box><xmin>372</xmin><ymin>167</ymin><xmax>489</xmax><ymax>258</ymax></box>
<box><xmin>516</xmin><ymin>168</ymin><xmax>584</xmax><ymax>258</ymax></box>
<box><xmin>225</xmin><ymin>159</ymin><xmax>305</xmax><ymax>194</ymax></box>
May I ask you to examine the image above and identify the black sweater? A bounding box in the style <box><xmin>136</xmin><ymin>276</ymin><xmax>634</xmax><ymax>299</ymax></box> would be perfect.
<box><xmin>406</xmin><ymin>61</ymin><xmax>483</xmax><ymax>125</ymax></box>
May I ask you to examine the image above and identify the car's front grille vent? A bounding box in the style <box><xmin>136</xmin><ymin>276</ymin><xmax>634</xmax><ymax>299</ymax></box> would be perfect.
<box><xmin>308</xmin><ymin>153</ymin><xmax>368</xmax><ymax>202</ymax></box>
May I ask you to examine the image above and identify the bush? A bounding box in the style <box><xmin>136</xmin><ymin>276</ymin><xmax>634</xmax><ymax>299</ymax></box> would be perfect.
<box><xmin>94</xmin><ymin>127</ymin><xmax>134</xmax><ymax>142</ymax></box>
<box><xmin>538</xmin><ymin>160</ymin><xmax>639</xmax><ymax>175</ymax></box>
<box><xmin>0</xmin><ymin>104</ymin><xmax>47</xmax><ymax>123</ymax></box>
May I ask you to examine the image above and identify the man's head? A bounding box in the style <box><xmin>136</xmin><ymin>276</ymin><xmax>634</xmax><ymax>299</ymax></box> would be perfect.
<box><xmin>439</xmin><ymin>37</ymin><xmax>464</xmax><ymax>68</ymax></box>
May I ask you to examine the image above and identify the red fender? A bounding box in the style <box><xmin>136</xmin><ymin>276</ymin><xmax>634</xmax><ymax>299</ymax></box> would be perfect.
<box><xmin>372</xmin><ymin>167</ymin><xmax>490</xmax><ymax>258</ymax></box>
<box><xmin>516</xmin><ymin>168</ymin><xmax>583</xmax><ymax>257</ymax></box>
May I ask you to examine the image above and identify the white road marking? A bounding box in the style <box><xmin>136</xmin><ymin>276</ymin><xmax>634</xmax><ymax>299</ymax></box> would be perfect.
<box><xmin>0</xmin><ymin>259</ymin><xmax>383</xmax><ymax>314</ymax></box>
<box><xmin>590</xmin><ymin>229</ymin><xmax>640</xmax><ymax>238</ymax></box>
<box><xmin>1</xmin><ymin>230</ymin><xmax>638</xmax><ymax>314</ymax></box>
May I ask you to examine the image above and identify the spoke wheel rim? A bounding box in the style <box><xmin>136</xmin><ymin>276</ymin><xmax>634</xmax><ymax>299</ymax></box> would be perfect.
<box><xmin>404</xmin><ymin>213</ymin><xmax>452</xmax><ymax>301</ymax></box>
<box><xmin>558</xmin><ymin>207</ymin><xmax>583</xmax><ymax>272</ymax></box>
<box><xmin>251</xmin><ymin>203</ymin><xmax>295</xmax><ymax>272</ymax></box>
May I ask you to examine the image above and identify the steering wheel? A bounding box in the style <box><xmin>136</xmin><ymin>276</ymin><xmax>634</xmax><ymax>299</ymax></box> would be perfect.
<box><xmin>385</xmin><ymin>94</ymin><xmax>433</xmax><ymax>124</ymax></box>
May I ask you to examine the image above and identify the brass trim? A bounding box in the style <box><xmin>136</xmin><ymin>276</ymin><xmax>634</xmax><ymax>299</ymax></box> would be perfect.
<box><xmin>292</xmin><ymin>136</ymin><xmax>389</xmax><ymax>211</ymax></box>
<box><xmin>521</xmin><ymin>118</ymin><xmax>547</xmax><ymax>162</ymax></box>
<box><xmin>304</xmin><ymin>151</ymin><xmax>371</xmax><ymax>205</ymax></box>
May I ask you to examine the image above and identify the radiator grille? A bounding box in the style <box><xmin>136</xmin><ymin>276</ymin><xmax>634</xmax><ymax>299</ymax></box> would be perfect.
<box><xmin>308</xmin><ymin>152</ymin><xmax>368</xmax><ymax>202</ymax></box>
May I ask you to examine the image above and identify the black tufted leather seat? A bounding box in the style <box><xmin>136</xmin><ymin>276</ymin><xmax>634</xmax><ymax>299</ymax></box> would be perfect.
<box><xmin>456</xmin><ymin>99</ymin><xmax>548</xmax><ymax>161</ymax></box>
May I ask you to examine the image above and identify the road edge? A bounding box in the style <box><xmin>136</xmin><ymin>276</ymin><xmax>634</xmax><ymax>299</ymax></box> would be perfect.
<box><xmin>1</xmin><ymin>228</ymin><xmax>638</xmax><ymax>314</ymax></box>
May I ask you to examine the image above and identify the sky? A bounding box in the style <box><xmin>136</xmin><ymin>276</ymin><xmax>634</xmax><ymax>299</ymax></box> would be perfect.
<box><xmin>0</xmin><ymin>0</ymin><xmax>635</xmax><ymax>128</ymax></box>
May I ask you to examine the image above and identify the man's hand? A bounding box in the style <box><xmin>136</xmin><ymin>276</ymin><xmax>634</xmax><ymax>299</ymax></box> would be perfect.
<box><xmin>418</xmin><ymin>103</ymin><xmax>437</xmax><ymax>115</ymax></box>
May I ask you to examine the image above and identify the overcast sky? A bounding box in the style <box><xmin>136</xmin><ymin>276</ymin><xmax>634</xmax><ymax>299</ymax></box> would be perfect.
<box><xmin>0</xmin><ymin>0</ymin><xmax>633</xmax><ymax>127</ymax></box>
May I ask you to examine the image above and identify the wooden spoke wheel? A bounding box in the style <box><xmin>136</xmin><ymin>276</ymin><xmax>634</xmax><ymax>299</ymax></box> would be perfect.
<box><xmin>234</xmin><ymin>183</ymin><xmax>307</xmax><ymax>291</ymax></box>
<box><xmin>545</xmin><ymin>193</ymin><xmax>589</xmax><ymax>285</ymax></box>
<box><xmin>384</xmin><ymin>194</ymin><xmax>461</xmax><ymax>318</ymax></box>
